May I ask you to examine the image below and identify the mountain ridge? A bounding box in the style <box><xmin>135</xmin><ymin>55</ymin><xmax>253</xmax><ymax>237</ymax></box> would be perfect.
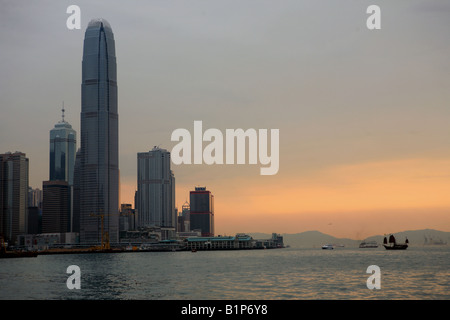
<box><xmin>249</xmin><ymin>229</ymin><xmax>450</xmax><ymax>248</ymax></box>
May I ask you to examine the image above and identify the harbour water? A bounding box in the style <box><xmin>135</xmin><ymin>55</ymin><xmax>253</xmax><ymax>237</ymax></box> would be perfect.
<box><xmin>0</xmin><ymin>246</ymin><xmax>448</xmax><ymax>300</ymax></box>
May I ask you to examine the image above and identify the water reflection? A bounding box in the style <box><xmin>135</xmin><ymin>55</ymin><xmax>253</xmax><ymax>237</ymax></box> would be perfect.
<box><xmin>0</xmin><ymin>247</ymin><xmax>448</xmax><ymax>300</ymax></box>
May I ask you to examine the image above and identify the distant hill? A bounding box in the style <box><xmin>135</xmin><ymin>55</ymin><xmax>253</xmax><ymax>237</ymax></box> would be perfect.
<box><xmin>364</xmin><ymin>229</ymin><xmax>449</xmax><ymax>247</ymax></box>
<box><xmin>249</xmin><ymin>229</ymin><xmax>450</xmax><ymax>248</ymax></box>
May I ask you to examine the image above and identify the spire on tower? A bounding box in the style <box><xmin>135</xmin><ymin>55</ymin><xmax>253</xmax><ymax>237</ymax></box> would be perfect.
<box><xmin>61</xmin><ymin>101</ymin><xmax>66</xmax><ymax>123</ymax></box>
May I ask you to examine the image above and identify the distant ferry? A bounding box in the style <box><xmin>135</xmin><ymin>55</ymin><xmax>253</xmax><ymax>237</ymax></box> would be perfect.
<box><xmin>359</xmin><ymin>241</ymin><xmax>378</xmax><ymax>248</ymax></box>
<box><xmin>322</xmin><ymin>244</ymin><xmax>334</xmax><ymax>250</ymax></box>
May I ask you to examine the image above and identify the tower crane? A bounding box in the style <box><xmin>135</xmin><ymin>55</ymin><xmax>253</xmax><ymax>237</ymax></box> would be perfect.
<box><xmin>90</xmin><ymin>210</ymin><xmax>135</xmax><ymax>251</ymax></box>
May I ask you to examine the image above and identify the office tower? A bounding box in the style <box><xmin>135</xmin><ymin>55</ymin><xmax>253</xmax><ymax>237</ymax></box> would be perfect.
<box><xmin>79</xmin><ymin>19</ymin><xmax>119</xmax><ymax>244</ymax></box>
<box><xmin>43</xmin><ymin>107</ymin><xmax>76</xmax><ymax>234</ymax></box>
<box><xmin>176</xmin><ymin>207</ymin><xmax>183</xmax><ymax>232</ymax></box>
<box><xmin>134</xmin><ymin>190</ymin><xmax>138</xmax><ymax>225</ymax></box>
<box><xmin>27</xmin><ymin>207</ymin><xmax>40</xmax><ymax>235</ymax></box>
<box><xmin>0</xmin><ymin>152</ymin><xmax>29</xmax><ymax>244</ymax></box>
<box><xmin>72</xmin><ymin>149</ymin><xmax>81</xmax><ymax>233</ymax></box>
<box><xmin>137</xmin><ymin>147</ymin><xmax>176</xmax><ymax>233</ymax></box>
<box><xmin>177</xmin><ymin>201</ymin><xmax>190</xmax><ymax>232</ymax></box>
<box><xmin>28</xmin><ymin>187</ymin><xmax>43</xmax><ymax>208</ymax></box>
<box><xmin>28</xmin><ymin>187</ymin><xmax>42</xmax><ymax>234</ymax></box>
<box><xmin>119</xmin><ymin>203</ymin><xmax>135</xmax><ymax>237</ymax></box>
<box><xmin>49</xmin><ymin>106</ymin><xmax>76</xmax><ymax>185</ymax></box>
<box><xmin>190</xmin><ymin>187</ymin><xmax>214</xmax><ymax>237</ymax></box>
<box><xmin>42</xmin><ymin>180</ymin><xmax>71</xmax><ymax>233</ymax></box>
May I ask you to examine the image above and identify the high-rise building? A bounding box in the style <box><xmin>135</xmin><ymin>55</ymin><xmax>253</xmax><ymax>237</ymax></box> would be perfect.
<box><xmin>72</xmin><ymin>149</ymin><xmax>81</xmax><ymax>233</ymax></box>
<box><xmin>0</xmin><ymin>152</ymin><xmax>29</xmax><ymax>244</ymax></box>
<box><xmin>78</xmin><ymin>19</ymin><xmax>119</xmax><ymax>244</ymax></box>
<box><xmin>177</xmin><ymin>201</ymin><xmax>190</xmax><ymax>232</ymax></box>
<box><xmin>42</xmin><ymin>180</ymin><xmax>71</xmax><ymax>234</ymax></box>
<box><xmin>28</xmin><ymin>187</ymin><xmax>42</xmax><ymax>234</ymax></box>
<box><xmin>137</xmin><ymin>147</ymin><xmax>175</xmax><ymax>233</ymax></box>
<box><xmin>27</xmin><ymin>206</ymin><xmax>41</xmax><ymax>235</ymax></box>
<box><xmin>190</xmin><ymin>187</ymin><xmax>214</xmax><ymax>237</ymax></box>
<box><xmin>119</xmin><ymin>203</ymin><xmax>135</xmax><ymax>237</ymax></box>
<box><xmin>43</xmin><ymin>107</ymin><xmax>76</xmax><ymax>235</ymax></box>
<box><xmin>49</xmin><ymin>106</ymin><xmax>76</xmax><ymax>185</ymax></box>
<box><xmin>28</xmin><ymin>187</ymin><xmax>43</xmax><ymax>208</ymax></box>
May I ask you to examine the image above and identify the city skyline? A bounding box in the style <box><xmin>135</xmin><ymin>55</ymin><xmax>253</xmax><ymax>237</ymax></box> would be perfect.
<box><xmin>1</xmin><ymin>1</ymin><xmax>450</xmax><ymax>239</ymax></box>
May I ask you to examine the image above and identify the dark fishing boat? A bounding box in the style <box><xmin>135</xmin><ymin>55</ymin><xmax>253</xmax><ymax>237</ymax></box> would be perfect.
<box><xmin>383</xmin><ymin>234</ymin><xmax>408</xmax><ymax>250</ymax></box>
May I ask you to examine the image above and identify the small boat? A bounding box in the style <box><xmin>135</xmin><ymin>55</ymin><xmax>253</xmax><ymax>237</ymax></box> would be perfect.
<box><xmin>359</xmin><ymin>240</ymin><xmax>378</xmax><ymax>248</ymax></box>
<box><xmin>322</xmin><ymin>244</ymin><xmax>334</xmax><ymax>250</ymax></box>
<box><xmin>191</xmin><ymin>249</ymin><xmax>197</xmax><ymax>252</ymax></box>
<box><xmin>383</xmin><ymin>234</ymin><xmax>408</xmax><ymax>250</ymax></box>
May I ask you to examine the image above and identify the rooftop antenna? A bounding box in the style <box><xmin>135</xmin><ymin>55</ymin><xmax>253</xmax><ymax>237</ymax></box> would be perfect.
<box><xmin>61</xmin><ymin>101</ymin><xmax>66</xmax><ymax>123</ymax></box>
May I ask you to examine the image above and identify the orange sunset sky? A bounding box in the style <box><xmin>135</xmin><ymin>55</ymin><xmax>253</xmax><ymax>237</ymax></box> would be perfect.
<box><xmin>119</xmin><ymin>157</ymin><xmax>450</xmax><ymax>239</ymax></box>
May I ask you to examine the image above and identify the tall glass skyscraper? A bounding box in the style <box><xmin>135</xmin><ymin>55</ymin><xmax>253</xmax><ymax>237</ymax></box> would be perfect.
<box><xmin>79</xmin><ymin>19</ymin><xmax>119</xmax><ymax>244</ymax></box>
<box><xmin>49</xmin><ymin>108</ymin><xmax>76</xmax><ymax>185</ymax></box>
<box><xmin>44</xmin><ymin>108</ymin><xmax>76</xmax><ymax>234</ymax></box>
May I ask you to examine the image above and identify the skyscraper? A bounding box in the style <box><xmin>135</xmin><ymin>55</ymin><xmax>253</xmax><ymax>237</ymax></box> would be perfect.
<box><xmin>0</xmin><ymin>152</ymin><xmax>29</xmax><ymax>244</ymax></box>
<box><xmin>72</xmin><ymin>149</ymin><xmax>81</xmax><ymax>233</ymax></box>
<box><xmin>177</xmin><ymin>201</ymin><xmax>190</xmax><ymax>232</ymax></box>
<box><xmin>43</xmin><ymin>107</ymin><xmax>76</xmax><ymax>234</ymax></box>
<box><xmin>42</xmin><ymin>180</ymin><xmax>71</xmax><ymax>234</ymax></box>
<box><xmin>78</xmin><ymin>19</ymin><xmax>119</xmax><ymax>244</ymax></box>
<box><xmin>28</xmin><ymin>187</ymin><xmax>42</xmax><ymax>234</ymax></box>
<box><xmin>49</xmin><ymin>106</ymin><xmax>76</xmax><ymax>185</ymax></box>
<box><xmin>137</xmin><ymin>147</ymin><xmax>175</xmax><ymax>236</ymax></box>
<box><xmin>190</xmin><ymin>187</ymin><xmax>214</xmax><ymax>237</ymax></box>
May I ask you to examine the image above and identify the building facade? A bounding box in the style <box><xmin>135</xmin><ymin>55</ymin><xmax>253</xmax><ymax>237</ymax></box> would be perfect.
<box><xmin>137</xmin><ymin>147</ymin><xmax>175</xmax><ymax>236</ymax></box>
<box><xmin>0</xmin><ymin>152</ymin><xmax>29</xmax><ymax>244</ymax></box>
<box><xmin>72</xmin><ymin>149</ymin><xmax>81</xmax><ymax>233</ymax></box>
<box><xmin>42</xmin><ymin>180</ymin><xmax>71</xmax><ymax>234</ymax></box>
<box><xmin>190</xmin><ymin>187</ymin><xmax>214</xmax><ymax>237</ymax></box>
<box><xmin>44</xmin><ymin>109</ymin><xmax>76</xmax><ymax>235</ymax></box>
<box><xmin>78</xmin><ymin>19</ymin><xmax>119</xmax><ymax>244</ymax></box>
<box><xmin>49</xmin><ymin>109</ymin><xmax>76</xmax><ymax>185</ymax></box>
<box><xmin>119</xmin><ymin>203</ymin><xmax>136</xmax><ymax>237</ymax></box>
<box><xmin>27</xmin><ymin>187</ymin><xmax>42</xmax><ymax>234</ymax></box>
<box><xmin>177</xmin><ymin>201</ymin><xmax>190</xmax><ymax>232</ymax></box>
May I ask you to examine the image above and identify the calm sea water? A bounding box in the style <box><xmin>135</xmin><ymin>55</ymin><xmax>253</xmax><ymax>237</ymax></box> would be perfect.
<box><xmin>0</xmin><ymin>246</ymin><xmax>448</xmax><ymax>300</ymax></box>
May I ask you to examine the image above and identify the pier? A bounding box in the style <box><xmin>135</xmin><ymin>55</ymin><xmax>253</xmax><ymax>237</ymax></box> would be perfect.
<box><xmin>2</xmin><ymin>233</ymin><xmax>284</xmax><ymax>257</ymax></box>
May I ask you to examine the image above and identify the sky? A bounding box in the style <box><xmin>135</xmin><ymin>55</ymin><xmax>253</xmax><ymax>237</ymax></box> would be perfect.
<box><xmin>1</xmin><ymin>0</ymin><xmax>449</xmax><ymax>239</ymax></box>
